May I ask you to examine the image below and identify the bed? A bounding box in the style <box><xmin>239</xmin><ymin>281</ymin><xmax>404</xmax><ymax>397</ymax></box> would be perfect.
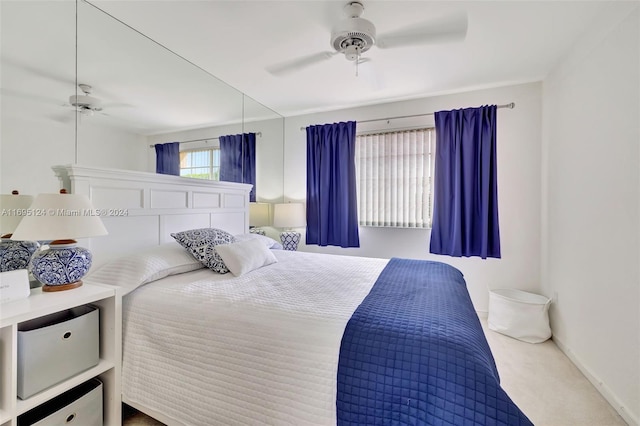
<box><xmin>56</xmin><ymin>165</ymin><xmax>532</xmax><ymax>426</ymax></box>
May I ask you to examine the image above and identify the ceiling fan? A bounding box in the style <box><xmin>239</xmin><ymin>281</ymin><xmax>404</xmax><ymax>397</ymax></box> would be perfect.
<box><xmin>266</xmin><ymin>1</ymin><xmax>468</xmax><ymax>77</ymax></box>
<box><xmin>68</xmin><ymin>83</ymin><xmax>103</xmax><ymax>115</ymax></box>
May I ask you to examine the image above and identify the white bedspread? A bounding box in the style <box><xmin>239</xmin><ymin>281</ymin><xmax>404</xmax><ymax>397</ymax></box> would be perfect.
<box><xmin>121</xmin><ymin>250</ymin><xmax>388</xmax><ymax>425</ymax></box>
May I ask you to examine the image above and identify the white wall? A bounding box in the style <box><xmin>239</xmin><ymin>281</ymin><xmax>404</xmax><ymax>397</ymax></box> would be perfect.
<box><xmin>283</xmin><ymin>82</ymin><xmax>542</xmax><ymax>313</ymax></box>
<box><xmin>77</xmin><ymin>120</ymin><xmax>148</xmax><ymax>173</ymax></box>
<box><xmin>1</xmin><ymin>115</ymin><xmax>75</xmax><ymax>195</ymax></box>
<box><xmin>1</xmin><ymin>113</ymin><xmax>147</xmax><ymax>195</ymax></box>
<box><xmin>542</xmin><ymin>6</ymin><xmax>639</xmax><ymax>425</ymax></box>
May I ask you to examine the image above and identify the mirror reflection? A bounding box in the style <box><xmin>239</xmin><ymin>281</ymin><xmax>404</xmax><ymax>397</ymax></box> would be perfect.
<box><xmin>77</xmin><ymin>0</ymin><xmax>284</xmax><ymax>203</ymax></box>
<box><xmin>1</xmin><ymin>0</ymin><xmax>284</xmax><ymax>205</ymax></box>
<box><xmin>1</xmin><ymin>1</ymin><xmax>77</xmax><ymax>195</ymax></box>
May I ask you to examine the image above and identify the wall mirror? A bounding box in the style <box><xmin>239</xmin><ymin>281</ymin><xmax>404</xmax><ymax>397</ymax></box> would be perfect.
<box><xmin>1</xmin><ymin>1</ymin><xmax>77</xmax><ymax>195</ymax></box>
<box><xmin>77</xmin><ymin>0</ymin><xmax>284</xmax><ymax>203</ymax></box>
<box><xmin>1</xmin><ymin>0</ymin><xmax>284</xmax><ymax>204</ymax></box>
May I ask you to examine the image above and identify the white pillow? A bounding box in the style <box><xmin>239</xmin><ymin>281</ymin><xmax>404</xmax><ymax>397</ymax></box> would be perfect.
<box><xmin>214</xmin><ymin>238</ymin><xmax>278</xmax><ymax>277</ymax></box>
<box><xmin>234</xmin><ymin>233</ymin><xmax>283</xmax><ymax>250</ymax></box>
<box><xmin>85</xmin><ymin>243</ymin><xmax>203</xmax><ymax>294</ymax></box>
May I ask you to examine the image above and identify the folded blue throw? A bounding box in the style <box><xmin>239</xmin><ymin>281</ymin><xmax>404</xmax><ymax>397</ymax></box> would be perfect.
<box><xmin>337</xmin><ymin>258</ymin><xmax>533</xmax><ymax>425</ymax></box>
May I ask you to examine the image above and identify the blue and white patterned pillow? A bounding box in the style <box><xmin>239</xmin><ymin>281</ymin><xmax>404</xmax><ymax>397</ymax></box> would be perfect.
<box><xmin>171</xmin><ymin>228</ymin><xmax>236</xmax><ymax>273</ymax></box>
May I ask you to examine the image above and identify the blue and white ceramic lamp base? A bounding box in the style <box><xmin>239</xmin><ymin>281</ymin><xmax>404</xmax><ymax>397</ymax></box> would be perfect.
<box><xmin>30</xmin><ymin>240</ymin><xmax>92</xmax><ymax>292</ymax></box>
<box><xmin>0</xmin><ymin>238</ymin><xmax>39</xmax><ymax>272</ymax></box>
<box><xmin>280</xmin><ymin>231</ymin><xmax>301</xmax><ymax>251</ymax></box>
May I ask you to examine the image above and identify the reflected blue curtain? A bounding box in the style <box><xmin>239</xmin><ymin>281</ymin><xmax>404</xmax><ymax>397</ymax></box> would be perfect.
<box><xmin>306</xmin><ymin>121</ymin><xmax>359</xmax><ymax>248</ymax></box>
<box><xmin>155</xmin><ymin>142</ymin><xmax>180</xmax><ymax>176</ymax></box>
<box><xmin>429</xmin><ymin>105</ymin><xmax>501</xmax><ymax>259</ymax></box>
<box><xmin>219</xmin><ymin>133</ymin><xmax>256</xmax><ymax>202</ymax></box>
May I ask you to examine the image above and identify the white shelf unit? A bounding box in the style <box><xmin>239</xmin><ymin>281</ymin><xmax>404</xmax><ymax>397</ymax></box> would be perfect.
<box><xmin>0</xmin><ymin>283</ymin><xmax>122</xmax><ymax>426</ymax></box>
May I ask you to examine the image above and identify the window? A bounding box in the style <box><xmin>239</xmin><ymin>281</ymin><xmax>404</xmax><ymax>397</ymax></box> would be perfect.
<box><xmin>179</xmin><ymin>148</ymin><xmax>220</xmax><ymax>180</ymax></box>
<box><xmin>355</xmin><ymin>128</ymin><xmax>435</xmax><ymax>228</ymax></box>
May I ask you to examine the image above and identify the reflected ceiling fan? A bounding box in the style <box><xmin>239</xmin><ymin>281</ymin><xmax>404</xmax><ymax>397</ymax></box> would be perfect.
<box><xmin>67</xmin><ymin>83</ymin><xmax>103</xmax><ymax>115</ymax></box>
<box><xmin>266</xmin><ymin>1</ymin><xmax>468</xmax><ymax>77</ymax></box>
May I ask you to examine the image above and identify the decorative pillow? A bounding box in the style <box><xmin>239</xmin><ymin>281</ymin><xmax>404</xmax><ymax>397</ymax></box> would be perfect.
<box><xmin>234</xmin><ymin>233</ymin><xmax>283</xmax><ymax>250</ymax></box>
<box><xmin>214</xmin><ymin>238</ymin><xmax>278</xmax><ymax>277</ymax></box>
<box><xmin>171</xmin><ymin>228</ymin><xmax>236</xmax><ymax>273</ymax></box>
<box><xmin>85</xmin><ymin>243</ymin><xmax>204</xmax><ymax>295</ymax></box>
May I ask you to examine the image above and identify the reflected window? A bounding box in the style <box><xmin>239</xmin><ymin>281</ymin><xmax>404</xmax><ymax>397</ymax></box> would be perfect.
<box><xmin>180</xmin><ymin>149</ymin><xmax>220</xmax><ymax>180</ymax></box>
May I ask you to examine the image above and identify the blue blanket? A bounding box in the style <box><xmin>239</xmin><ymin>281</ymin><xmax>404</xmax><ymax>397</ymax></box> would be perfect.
<box><xmin>337</xmin><ymin>258</ymin><xmax>533</xmax><ymax>425</ymax></box>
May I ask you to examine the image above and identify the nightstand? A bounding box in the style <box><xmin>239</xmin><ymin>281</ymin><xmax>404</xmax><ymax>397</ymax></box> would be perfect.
<box><xmin>0</xmin><ymin>284</ymin><xmax>122</xmax><ymax>426</ymax></box>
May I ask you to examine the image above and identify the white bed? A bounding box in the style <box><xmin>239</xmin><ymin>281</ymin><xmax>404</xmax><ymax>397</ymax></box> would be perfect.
<box><xmin>88</xmin><ymin>246</ymin><xmax>387</xmax><ymax>425</ymax></box>
<box><xmin>56</xmin><ymin>165</ymin><xmax>383</xmax><ymax>424</ymax></box>
<box><xmin>58</xmin><ymin>165</ymin><xmax>532</xmax><ymax>426</ymax></box>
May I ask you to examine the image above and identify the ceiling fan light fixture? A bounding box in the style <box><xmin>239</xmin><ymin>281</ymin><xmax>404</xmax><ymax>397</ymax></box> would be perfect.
<box><xmin>68</xmin><ymin>84</ymin><xmax>103</xmax><ymax>112</ymax></box>
<box><xmin>330</xmin><ymin>1</ymin><xmax>376</xmax><ymax>54</ymax></box>
<box><xmin>78</xmin><ymin>106</ymin><xmax>95</xmax><ymax>116</ymax></box>
<box><xmin>69</xmin><ymin>94</ymin><xmax>102</xmax><ymax>110</ymax></box>
<box><xmin>344</xmin><ymin>44</ymin><xmax>361</xmax><ymax>62</ymax></box>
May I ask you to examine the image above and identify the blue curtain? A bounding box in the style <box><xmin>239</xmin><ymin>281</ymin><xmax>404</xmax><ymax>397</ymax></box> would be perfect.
<box><xmin>155</xmin><ymin>142</ymin><xmax>180</xmax><ymax>176</ymax></box>
<box><xmin>429</xmin><ymin>105</ymin><xmax>501</xmax><ymax>259</ymax></box>
<box><xmin>306</xmin><ymin>121</ymin><xmax>360</xmax><ymax>248</ymax></box>
<box><xmin>219</xmin><ymin>133</ymin><xmax>256</xmax><ymax>202</ymax></box>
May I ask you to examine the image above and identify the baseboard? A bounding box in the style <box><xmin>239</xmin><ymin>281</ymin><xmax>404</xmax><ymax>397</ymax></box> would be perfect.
<box><xmin>552</xmin><ymin>335</ymin><xmax>638</xmax><ymax>426</ymax></box>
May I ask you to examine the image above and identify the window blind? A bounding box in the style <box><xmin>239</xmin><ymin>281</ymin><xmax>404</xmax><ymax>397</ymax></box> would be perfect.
<box><xmin>355</xmin><ymin>128</ymin><xmax>434</xmax><ymax>228</ymax></box>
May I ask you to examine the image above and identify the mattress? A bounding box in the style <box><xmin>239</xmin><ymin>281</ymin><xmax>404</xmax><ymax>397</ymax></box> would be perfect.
<box><xmin>93</xmin><ymin>246</ymin><xmax>530</xmax><ymax>425</ymax></box>
<box><xmin>119</xmin><ymin>249</ymin><xmax>387</xmax><ymax>425</ymax></box>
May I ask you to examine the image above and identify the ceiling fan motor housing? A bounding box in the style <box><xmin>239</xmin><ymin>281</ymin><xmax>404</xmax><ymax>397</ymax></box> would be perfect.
<box><xmin>69</xmin><ymin>94</ymin><xmax>102</xmax><ymax>111</ymax></box>
<box><xmin>331</xmin><ymin>16</ymin><xmax>376</xmax><ymax>59</ymax></box>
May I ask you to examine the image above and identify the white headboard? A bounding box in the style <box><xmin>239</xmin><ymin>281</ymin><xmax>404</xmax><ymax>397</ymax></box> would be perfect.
<box><xmin>52</xmin><ymin>165</ymin><xmax>252</xmax><ymax>266</ymax></box>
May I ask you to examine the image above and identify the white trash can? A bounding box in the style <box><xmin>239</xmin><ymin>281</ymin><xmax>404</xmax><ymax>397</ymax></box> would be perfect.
<box><xmin>488</xmin><ymin>289</ymin><xmax>552</xmax><ymax>343</ymax></box>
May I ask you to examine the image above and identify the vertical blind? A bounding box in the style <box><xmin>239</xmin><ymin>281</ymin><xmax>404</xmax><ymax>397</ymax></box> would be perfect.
<box><xmin>355</xmin><ymin>128</ymin><xmax>434</xmax><ymax>228</ymax></box>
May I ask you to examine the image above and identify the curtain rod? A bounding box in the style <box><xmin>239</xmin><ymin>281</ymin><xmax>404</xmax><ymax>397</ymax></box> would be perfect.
<box><xmin>299</xmin><ymin>102</ymin><xmax>515</xmax><ymax>131</ymax></box>
<box><xmin>149</xmin><ymin>132</ymin><xmax>262</xmax><ymax>148</ymax></box>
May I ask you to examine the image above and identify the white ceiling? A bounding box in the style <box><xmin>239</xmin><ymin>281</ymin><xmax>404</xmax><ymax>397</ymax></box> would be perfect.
<box><xmin>1</xmin><ymin>1</ymin><xmax>631</xmax><ymax>135</ymax></box>
<box><xmin>89</xmin><ymin>0</ymin><xmax>615</xmax><ymax>117</ymax></box>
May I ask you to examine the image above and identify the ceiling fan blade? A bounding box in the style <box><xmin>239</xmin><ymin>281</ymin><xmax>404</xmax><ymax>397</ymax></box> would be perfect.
<box><xmin>47</xmin><ymin>111</ymin><xmax>75</xmax><ymax>124</ymax></box>
<box><xmin>3</xmin><ymin>56</ymin><xmax>75</xmax><ymax>86</ymax></box>
<box><xmin>102</xmin><ymin>101</ymin><xmax>133</xmax><ymax>109</ymax></box>
<box><xmin>377</xmin><ymin>11</ymin><xmax>468</xmax><ymax>49</ymax></box>
<box><xmin>2</xmin><ymin>87</ymin><xmax>62</xmax><ymax>106</ymax></box>
<box><xmin>266</xmin><ymin>51</ymin><xmax>338</xmax><ymax>76</ymax></box>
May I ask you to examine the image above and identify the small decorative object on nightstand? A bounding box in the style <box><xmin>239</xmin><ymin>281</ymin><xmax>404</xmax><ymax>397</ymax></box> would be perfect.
<box><xmin>273</xmin><ymin>202</ymin><xmax>306</xmax><ymax>251</ymax></box>
<box><xmin>11</xmin><ymin>189</ymin><xmax>108</xmax><ymax>292</ymax></box>
<box><xmin>0</xmin><ymin>191</ymin><xmax>39</xmax><ymax>272</ymax></box>
<box><xmin>249</xmin><ymin>202</ymin><xmax>270</xmax><ymax>236</ymax></box>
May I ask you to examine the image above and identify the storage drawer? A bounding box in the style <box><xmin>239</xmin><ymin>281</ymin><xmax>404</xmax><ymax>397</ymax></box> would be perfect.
<box><xmin>17</xmin><ymin>305</ymin><xmax>99</xmax><ymax>399</ymax></box>
<box><xmin>18</xmin><ymin>378</ymin><xmax>102</xmax><ymax>426</ymax></box>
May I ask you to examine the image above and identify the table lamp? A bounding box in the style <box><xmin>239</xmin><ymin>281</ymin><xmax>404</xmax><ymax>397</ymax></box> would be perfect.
<box><xmin>273</xmin><ymin>202</ymin><xmax>305</xmax><ymax>251</ymax></box>
<box><xmin>249</xmin><ymin>202</ymin><xmax>271</xmax><ymax>236</ymax></box>
<box><xmin>0</xmin><ymin>191</ymin><xmax>39</xmax><ymax>272</ymax></box>
<box><xmin>10</xmin><ymin>190</ymin><xmax>108</xmax><ymax>292</ymax></box>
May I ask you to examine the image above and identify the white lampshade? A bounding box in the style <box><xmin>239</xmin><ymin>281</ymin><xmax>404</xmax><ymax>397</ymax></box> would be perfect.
<box><xmin>0</xmin><ymin>192</ymin><xmax>34</xmax><ymax>236</ymax></box>
<box><xmin>273</xmin><ymin>203</ymin><xmax>306</xmax><ymax>229</ymax></box>
<box><xmin>11</xmin><ymin>192</ymin><xmax>108</xmax><ymax>241</ymax></box>
<box><xmin>249</xmin><ymin>202</ymin><xmax>271</xmax><ymax>227</ymax></box>
<box><xmin>9</xmin><ymin>191</ymin><xmax>108</xmax><ymax>291</ymax></box>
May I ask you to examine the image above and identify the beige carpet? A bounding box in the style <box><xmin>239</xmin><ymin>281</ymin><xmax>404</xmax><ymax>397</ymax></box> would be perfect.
<box><xmin>481</xmin><ymin>318</ymin><xmax>626</xmax><ymax>426</ymax></box>
<box><xmin>122</xmin><ymin>318</ymin><xmax>626</xmax><ymax>425</ymax></box>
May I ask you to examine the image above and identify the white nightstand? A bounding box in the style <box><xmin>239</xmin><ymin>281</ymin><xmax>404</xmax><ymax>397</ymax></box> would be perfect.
<box><xmin>0</xmin><ymin>284</ymin><xmax>122</xmax><ymax>426</ymax></box>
